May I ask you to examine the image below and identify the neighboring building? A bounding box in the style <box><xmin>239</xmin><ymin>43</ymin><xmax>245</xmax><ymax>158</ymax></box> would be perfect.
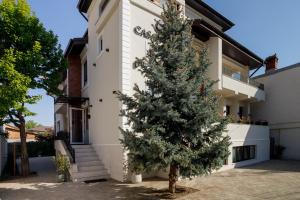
<box><xmin>54</xmin><ymin>0</ymin><xmax>269</xmax><ymax>182</ymax></box>
<box><xmin>3</xmin><ymin>124</ymin><xmax>37</xmax><ymax>143</ymax></box>
<box><xmin>251</xmin><ymin>55</ymin><xmax>300</xmax><ymax>160</ymax></box>
<box><xmin>27</xmin><ymin>126</ymin><xmax>54</xmax><ymax>135</ymax></box>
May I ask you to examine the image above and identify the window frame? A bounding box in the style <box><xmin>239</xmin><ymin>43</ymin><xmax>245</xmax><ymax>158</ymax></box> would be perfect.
<box><xmin>97</xmin><ymin>35</ymin><xmax>103</xmax><ymax>55</ymax></box>
<box><xmin>82</xmin><ymin>59</ymin><xmax>88</xmax><ymax>88</ymax></box>
<box><xmin>232</xmin><ymin>145</ymin><xmax>256</xmax><ymax>163</ymax></box>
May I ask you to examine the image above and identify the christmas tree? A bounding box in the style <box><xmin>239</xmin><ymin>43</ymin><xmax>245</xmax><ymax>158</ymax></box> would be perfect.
<box><xmin>118</xmin><ymin>1</ymin><xmax>230</xmax><ymax>194</ymax></box>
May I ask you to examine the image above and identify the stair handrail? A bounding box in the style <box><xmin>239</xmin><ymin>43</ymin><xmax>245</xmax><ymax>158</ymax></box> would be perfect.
<box><xmin>55</xmin><ymin>131</ymin><xmax>76</xmax><ymax>163</ymax></box>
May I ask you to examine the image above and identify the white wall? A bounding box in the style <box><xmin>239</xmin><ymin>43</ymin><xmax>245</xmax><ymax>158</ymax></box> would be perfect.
<box><xmin>271</xmin><ymin>128</ymin><xmax>300</xmax><ymax>160</ymax></box>
<box><xmin>222</xmin><ymin>124</ymin><xmax>269</xmax><ymax>169</ymax></box>
<box><xmin>252</xmin><ymin>67</ymin><xmax>300</xmax><ymax>160</ymax></box>
<box><xmin>252</xmin><ymin>67</ymin><xmax>300</xmax><ymax>125</ymax></box>
<box><xmin>207</xmin><ymin>37</ymin><xmax>222</xmax><ymax>90</ymax></box>
<box><xmin>86</xmin><ymin>0</ymin><xmax>124</xmax><ymax>181</ymax></box>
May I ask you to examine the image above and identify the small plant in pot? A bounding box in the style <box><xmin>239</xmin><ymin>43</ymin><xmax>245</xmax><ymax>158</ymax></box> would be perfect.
<box><xmin>55</xmin><ymin>154</ymin><xmax>70</xmax><ymax>182</ymax></box>
<box><xmin>129</xmin><ymin>160</ymin><xmax>144</xmax><ymax>184</ymax></box>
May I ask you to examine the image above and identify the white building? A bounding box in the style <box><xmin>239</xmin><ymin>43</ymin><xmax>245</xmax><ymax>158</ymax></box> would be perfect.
<box><xmin>252</xmin><ymin>54</ymin><xmax>300</xmax><ymax>160</ymax></box>
<box><xmin>54</xmin><ymin>0</ymin><xmax>269</xmax><ymax>182</ymax></box>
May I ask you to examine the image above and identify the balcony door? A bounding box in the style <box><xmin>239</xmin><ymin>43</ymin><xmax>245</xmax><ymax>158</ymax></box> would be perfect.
<box><xmin>70</xmin><ymin>108</ymin><xmax>84</xmax><ymax>144</ymax></box>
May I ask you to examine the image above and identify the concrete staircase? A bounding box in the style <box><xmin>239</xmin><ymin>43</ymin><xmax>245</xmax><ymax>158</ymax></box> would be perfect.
<box><xmin>71</xmin><ymin>145</ymin><xmax>110</xmax><ymax>182</ymax></box>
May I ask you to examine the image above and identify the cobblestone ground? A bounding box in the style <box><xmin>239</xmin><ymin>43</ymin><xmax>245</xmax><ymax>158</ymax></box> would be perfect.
<box><xmin>1</xmin><ymin>158</ymin><xmax>300</xmax><ymax>200</ymax></box>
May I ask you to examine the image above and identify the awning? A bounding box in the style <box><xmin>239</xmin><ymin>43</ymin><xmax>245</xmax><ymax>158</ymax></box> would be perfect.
<box><xmin>54</xmin><ymin>96</ymin><xmax>89</xmax><ymax>104</ymax></box>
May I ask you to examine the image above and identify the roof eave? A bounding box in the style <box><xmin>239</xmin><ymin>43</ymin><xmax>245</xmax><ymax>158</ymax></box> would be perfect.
<box><xmin>77</xmin><ymin>0</ymin><xmax>92</xmax><ymax>13</ymax></box>
<box><xmin>186</xmin><ymin>0</ymin><xmax>235</xmax><ymax>32</ymax></box>
<box><xmin>192</xmin><ymin>19</ymin><xmax>263</xmax><ymax>69</ymax></box>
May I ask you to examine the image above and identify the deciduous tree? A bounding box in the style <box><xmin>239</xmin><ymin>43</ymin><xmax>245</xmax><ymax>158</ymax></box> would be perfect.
<box><xmin>0</xmin><ymin>0</ymin><xmax>66</xmax><ymax>176</ymax></box>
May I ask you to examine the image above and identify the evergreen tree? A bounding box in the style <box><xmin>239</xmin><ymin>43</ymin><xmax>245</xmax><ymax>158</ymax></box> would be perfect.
<box><xmin>118</xmin><ymin>1</ymin><xmax>230</xmax><ymax>194</ymax></box>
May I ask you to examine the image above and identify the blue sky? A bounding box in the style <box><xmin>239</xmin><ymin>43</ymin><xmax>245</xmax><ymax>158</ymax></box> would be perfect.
<box><xmin>26</xmin><ymin>0</ymin><xmax>86</xmax><ymax>126</ymax></box>
<box><xmin>26</xmin><ymin>0</ymin><xmax>300</xmax><ymax>126</ymax></box>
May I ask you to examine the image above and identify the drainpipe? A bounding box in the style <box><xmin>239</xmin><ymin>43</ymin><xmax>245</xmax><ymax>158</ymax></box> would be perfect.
<box><xmin>79</xmin><ymin>11</ymin><xmax>88</xmax><ymax>22</ymax></box>
<box><xmin>250</xmin><ymin>64</ymin><xmax>263</xmax><ymax>78</ymax></box>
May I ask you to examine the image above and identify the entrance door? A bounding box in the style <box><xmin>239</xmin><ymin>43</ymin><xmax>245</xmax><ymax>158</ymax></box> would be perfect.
<box><xmin>70</xmin><ymin>108</ymin><xmax>84</xmax><ymax>144</ymax></box>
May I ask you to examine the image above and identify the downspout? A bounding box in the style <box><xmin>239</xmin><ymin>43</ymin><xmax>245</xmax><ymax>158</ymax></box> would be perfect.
<box><xmin>250</xmin><ymin>64</ymin><xmax>263</xmax><ymax>78</ymax></box>
<box><xmin>79</xmin><ymin>11</ymin><xmax>88</xmax><ymax>21</ymax></box>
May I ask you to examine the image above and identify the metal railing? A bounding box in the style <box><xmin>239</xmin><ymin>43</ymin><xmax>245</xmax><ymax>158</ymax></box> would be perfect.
<box><xmin>56</xmin><ymin>131</ymin><xmax>75</xmax><ymax>163</ymax></box>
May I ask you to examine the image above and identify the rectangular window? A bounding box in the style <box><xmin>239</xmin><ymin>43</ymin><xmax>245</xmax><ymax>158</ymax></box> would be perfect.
<box><xmin>98</xmin><ymin>36</ymin><xmax>103</xmax><ymax>54</ymax></box>
<box><xmin>232</xmin><ymin>145</ymin><xmax>256</xmax><ymax>163</ymax></box>
<box><xmin>225</xmin><ymin>105</ymin><xmax>231</xmax><ymax>116</ymax></box>
<box><xmin>83</xmin><ymin>60</ymin><xmax>88</xmax><ymax>86</ymax></box>
<box><xmin>56</xmin><ymin>121</ymin><xmax>60</xmax><ymax>132</ymax></box>
<box><xmin>99</xmin><ymin>0</ymin><xmax>109</xmax><ymax>17</ymax></box>
<box><xmin>238</xmin><ymin>106</ymin><xmax>244</xmax><ymax>119</ymax></box>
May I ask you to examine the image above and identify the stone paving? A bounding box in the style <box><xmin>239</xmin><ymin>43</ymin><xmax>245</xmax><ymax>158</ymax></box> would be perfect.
<box><xmin>1</xmin><ymin>157</ymin><xmax>300</xmax><ymax>200</ymax></box>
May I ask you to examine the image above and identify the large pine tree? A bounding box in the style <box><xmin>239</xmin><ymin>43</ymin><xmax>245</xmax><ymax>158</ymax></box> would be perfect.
<box><xmin>118</xmin><ymin>1</ymin><xmax>230</xmax><ymax>193</ymax></box>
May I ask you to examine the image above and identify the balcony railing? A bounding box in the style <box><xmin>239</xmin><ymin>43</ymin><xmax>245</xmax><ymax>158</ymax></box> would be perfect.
<box><xmin>223</xmin><ymin>67</ymin><xmax>264</xmax><ymax>90</ymax></box>
<box><xmin>223</xmin><ymin>67</ymin><xmax>248</xmax><ymax>82</ymax></box>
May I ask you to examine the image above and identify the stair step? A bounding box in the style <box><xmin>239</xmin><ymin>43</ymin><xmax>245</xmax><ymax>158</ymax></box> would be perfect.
<box><xmin>74</xmin><ymin>148</ymin><xmax>95</xmax><ymax>153</ymax></box>
<box><xmin>73</xmin><ymin>174</ymin><xmax>110</xmax><ymax>182</ymax></box>
<box><xmin>78</xmin><ymin>165</ymin><xmax>106</xmax><ymax>172</ymax></box>
<box><xmin>75</xmin><ymin>151</ymin><xmax>97</xmax><ymax>157</ymax></box>
<box><xmin>76</xmin><ymin>156</ymin><xmax>99</xmax><ymax>162</ymax></box>
<box><xmin>72</xmin><ymin>145</ymin><xmax>92</xmax><ymax>149</ymax></box>
<box><xmin>76</xmin><ymin>160</ymin><xmax>104</xmax><ymax>167</ymax></box>
<box><xmin>73</xmin><ymin>170</ymin><xmax>109</xmax><ymax>179</ymax></box>
<box><xmin>70</xmin><ymin>144</ymin><xmax>110</xmax><ymax>182</ymax></box>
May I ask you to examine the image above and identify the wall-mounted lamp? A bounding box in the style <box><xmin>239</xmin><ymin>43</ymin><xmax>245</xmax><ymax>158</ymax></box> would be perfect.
<box><xmin>112</xmin><ymin>90</ymin><xmax>117</xmax><ymax>94</ymax></box>
<box><xmin>106</xmin><ymin>48</ymin><xmax>109</xmax><ymax>52</ymax></box>
<box><xmin>99</xmin><ymin>99</ymin><xmax>103</xmax><ymax>102</ymax></box>
<box><xmin>93</xmin><ymin>63</ymin><xmax>96</xmax><ymax>67</ymax></box>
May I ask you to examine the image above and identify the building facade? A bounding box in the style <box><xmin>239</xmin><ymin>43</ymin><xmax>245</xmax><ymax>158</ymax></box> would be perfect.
<box><xmin>55</xmin><ymin>0</ymin><xmax>269</xmax><ymax>182</ymax></box>
<box><xmin>252</xmin><ymin>55</ymin><xmax>300</xmax><ymax>160</ymax></box>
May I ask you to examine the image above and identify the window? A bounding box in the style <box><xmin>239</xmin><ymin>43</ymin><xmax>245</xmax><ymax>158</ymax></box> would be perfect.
<box><xmin>232</xmin><ymin>71</ymin><xmax>241</xmax><ymax>80</ymax></box>
<box><xmin>56</xmin><ymin>121</ymin><xmax>60</xmax><ymax>132</ymax></box>
<box><xmin>238</xmin><ymin>106</ymin><xmax>244</xmax><ymax>119</ymax></box>
<box><xmin>99</xmin><ymin>0</ymin><xmax>109</xmax><ymax>17</ymax></box>
<box><xmin>232</xmin><ymin>145</ymin><xmax>256</xmax><ymax>163</ymax></box>
<box><xmin>98</xmin><ymin>36</ymin><xmax>103</xmax><ymax>54</ymax></box>
<box><xmin>83</xmin><ymin>60</ymin><xmax>88</xmax><ymax>86</ymax></box>
<box><xmin>225</xmin><ymin>105</ymin><xmax>231</xmax><ymax>116</ymax></box>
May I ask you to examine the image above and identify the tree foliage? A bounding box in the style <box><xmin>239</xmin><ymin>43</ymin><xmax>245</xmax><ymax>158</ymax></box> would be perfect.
<box><xmin>0</xmin><ymin>0</ymin><xmax>66</xmax><ymax>176</ymax></box>
<box><xmin>0</xmin><ymin>49</ymin><xmax>30</xmax><ymax>121</ymax></box>
<box><xmin>25</xmin><ymin>120</ymin><xmax>40</xmax><ymax>129</ymax></box>
<box><xmin>118</xmin><ymin>1</ymin><xmax>230</xmax><ymax>193</ymax></box>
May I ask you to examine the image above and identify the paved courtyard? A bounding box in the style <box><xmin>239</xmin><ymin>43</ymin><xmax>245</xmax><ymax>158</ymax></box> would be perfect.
<box><xmin>1</xmin><ymin>157</ymin><xmax>300</xmax><ymax>199</ymax></box>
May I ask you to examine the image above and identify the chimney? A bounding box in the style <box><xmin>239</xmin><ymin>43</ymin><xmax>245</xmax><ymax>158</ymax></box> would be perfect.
<box><xmin>264</xmin><ymin>54</ymin><xmax>278</xmax><ymax>73</ymax></box>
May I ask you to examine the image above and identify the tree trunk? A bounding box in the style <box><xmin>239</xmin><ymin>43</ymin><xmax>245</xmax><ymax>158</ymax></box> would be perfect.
<box><xmin>169</xmin><ymin>164</ymin><xmax>178</xmax><ymax>194</ymax></box>
<box><xmin>19</xmin><ymin>119</ymin><xmax>30</xmax><ymax>176</ymax></box>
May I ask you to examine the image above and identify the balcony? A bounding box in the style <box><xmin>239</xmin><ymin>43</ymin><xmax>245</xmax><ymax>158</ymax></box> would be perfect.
<box><xmin>223</xmin><ymin>67</ymin><xmax>264</xmax><ymax>90</ymax></box>
<box><xmin>222</xmin><ymin>66</ymin><xmax>265</xmax><ymax>101</ymax></box>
